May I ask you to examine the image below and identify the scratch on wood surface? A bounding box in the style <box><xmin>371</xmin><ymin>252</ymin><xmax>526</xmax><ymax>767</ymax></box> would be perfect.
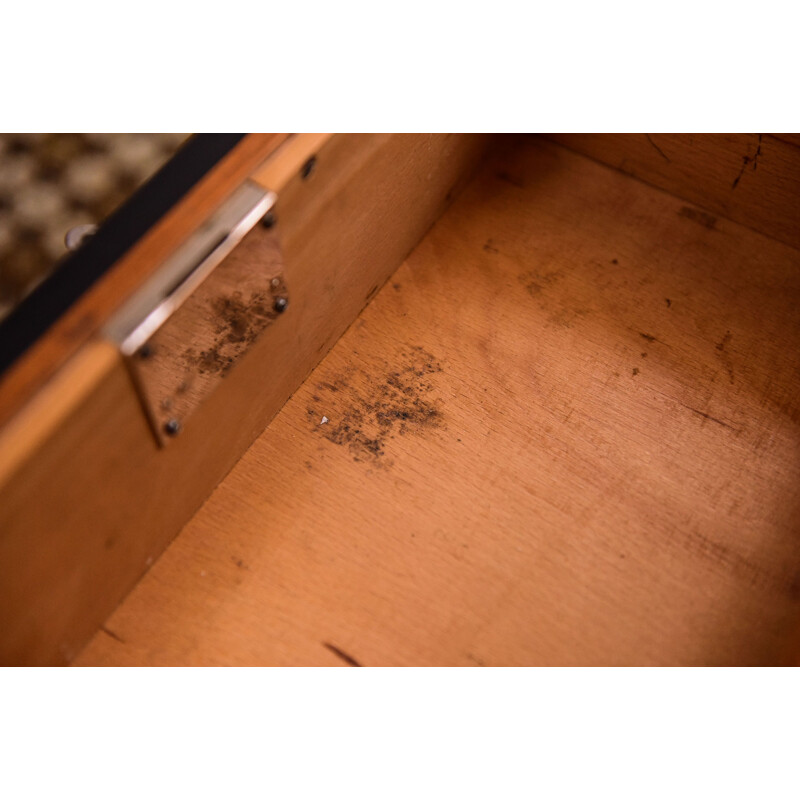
<box><xmin>644</xmin><ymin>134</ymin><xmax>671</xmax><ymax>163</ymax></box>
<box><xmin>679</xmin><ymin>403</ymin><xmax>739</xmax><ymax>432</ymax></box>
<box><xmin>731</xmin><ymin>134</ymin><xmax>763</xmax><ymax>189</ymax></box>
<box><xmin>323</xmin><ymin>642</ymin><xmax>362</xmax><ymax>666</ymax></box>
<box><xmin>715</xmin><ymin>331</ymin><xmax>735</xmax><ymax>384</ymax></box>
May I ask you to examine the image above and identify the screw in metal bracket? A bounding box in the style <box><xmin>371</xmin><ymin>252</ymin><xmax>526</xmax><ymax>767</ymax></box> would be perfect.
<box><xmin>163</xmin><ymin>419</ymin><xmax>182</xmax><ymax>436</ymax></box>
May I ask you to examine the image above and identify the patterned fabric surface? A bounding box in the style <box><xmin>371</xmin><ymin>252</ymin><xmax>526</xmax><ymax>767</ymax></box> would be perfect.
<box><xmin>0</xmin><ymin>133</ymin><xmax>189</xmax><ymax>321</ymax></box>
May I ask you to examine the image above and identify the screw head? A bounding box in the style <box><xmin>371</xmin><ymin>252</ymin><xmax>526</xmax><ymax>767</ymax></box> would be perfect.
<box><xmin>273</xmin><ymin>297</ymin><xmax>288</xmax><ymax>314</ymax></box>
<box><xmin>261</xmin><ymin>211</ymin><xmax>276</xmax><ymax>229</ymax></box>
<box><xmin>163</xmin><ymin>419</ymin><xmax>181</xmax><ymax>436</ymax></box>
<box><xmin>300</xmin><ymin>156</ymin><xmax>317</xmax><ymax>180</ymax></box>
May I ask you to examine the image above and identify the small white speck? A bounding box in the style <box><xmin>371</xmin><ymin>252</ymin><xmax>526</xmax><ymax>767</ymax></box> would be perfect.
<box><xmin>320</xmin><ymin>416</ymin><xmax>329</xmax><ymax>425</ymax></box>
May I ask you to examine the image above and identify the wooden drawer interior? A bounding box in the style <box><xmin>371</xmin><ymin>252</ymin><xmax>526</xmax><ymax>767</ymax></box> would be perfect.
<box><xmin>3</xmin><ymin>134</ymin><xmax>800</xmax><ymax>665</ymax></box>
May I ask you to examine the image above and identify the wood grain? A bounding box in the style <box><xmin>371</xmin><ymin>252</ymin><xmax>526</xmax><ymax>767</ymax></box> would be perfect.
<box><xmin>77</xmin><ymin>136</ymin><xmax>800</xmax><ymax>666</ymax></box>
<box><xmin>544</xmin><ymin>133</ymin><xmax>800</xmax><ymax>250</ymax></box>
<box><xmin>0</xmin><ymin>134</ymin><xmax>490</xmax><ymax>665</ymax></box>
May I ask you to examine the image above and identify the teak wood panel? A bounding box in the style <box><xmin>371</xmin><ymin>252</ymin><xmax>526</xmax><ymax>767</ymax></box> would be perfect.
<box><xmin>78</xmin><ymin>137</ymin><xmax>800</xmax><ymax>666</ymax></box>
<box><xmin>545</xmin><ymin>133</ymin><xmax>800</xmax><ymax>251</ymax></box>
<box><xmin>0</xmin><ymin>133</ymin><xmax>490</xmax><ymax>665</ymax></box>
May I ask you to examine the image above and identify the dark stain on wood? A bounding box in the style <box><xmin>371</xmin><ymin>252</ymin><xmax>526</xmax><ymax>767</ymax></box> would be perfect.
<box><xmin>678</xmin><ymin>206</ymin><xmax>717</xmax><ymax>229</ymax></box>
<box><xmin>715</xmin><ymin>330</ymin><xmax>735</xmax><ymax>384</ymax></box>
<box><xmin>518</xmin><ymin>269</ymin><xmax>563</xmax><ymax>298</ymax></box>
<box><xmin>496</xmin><ymin>170</ymin><xmax>525</xmax><ymax>188</ymax></box>
<box><xmin>308</xmin><ymin>346</ymin><xmax>444</xmax><ymax>463</ymax></box>
<box><xmin>183</xmin><ymin>287</ymin><xmax>286</xmax><ymax>379</ymax></box>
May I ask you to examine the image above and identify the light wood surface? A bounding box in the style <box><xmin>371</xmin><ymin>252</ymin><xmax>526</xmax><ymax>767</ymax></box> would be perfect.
<box><xmin>77</xmin><ymin>137</ymin><xmax>800</xmax><ymax>666</ymax></box>
<box><xmin>545</xmin><ymin>133</ymin><xmax>800</xmax><ymax>250</ymax></box>
<box><xmin>0</xmin><ymin>134</ymin><xmax>490</xmax><ymax>665</ymax></box>
<box><xmin>0</xmin><ymin>341</ymin><xmax>118</xmax><ymax>486</ymax></box>
<box><xmin>251</xmin><ymin>133</ymin><xmax>333</xmax><ymax>193</ymax></box>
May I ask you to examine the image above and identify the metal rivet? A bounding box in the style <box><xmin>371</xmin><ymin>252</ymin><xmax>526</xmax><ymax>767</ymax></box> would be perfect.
<box><xmin>300</xmin><ymin>156</ymin><xmax>317</xmax><ymax>180</ymax></box>
<box><xmin>164</xmin><ymin>419</ymin><xmax>181</xmax><ymax>436</ymax></box>
<box><xmin>273</xmin><ymin>297</ymin><xmax>288</xmax><ymax>313</ymax></box>
<box><xmin>261</xmin><ymin>211</ymin><xmax>276</xmax><ymax>229</ymax></box>
<box><xmin>270</xmin><ymin>277</ymin><xmax>280</xmax><ymax>289</ymax></box>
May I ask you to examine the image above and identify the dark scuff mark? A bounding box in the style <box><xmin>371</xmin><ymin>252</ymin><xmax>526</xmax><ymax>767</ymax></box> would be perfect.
<box><xmin>323</xmin><ymin>642</ymin><xmax>362</xmax><ymax>667</ymax></box>
<box><xmin>611</xmin><ymin>258</ymin><xmax>619</xmax><ymax>265</ymax></box>
<box><xmin>496</xmin><ymin>170</ymin><xmax>525</xmax><ymax>188</ymax></box>
<box><xmin>101</xmin><ymin>626</ymin><xmax>125</xmax><ymax>644</ymax></box>
<box><xmin>518</xmin><ymin>268</ymin><xmax>563</xmax><ymax>298</ymax></box>
<box><xmin>644</xmin><ymin>133</ymin><xmax>671</xmax><ymax>162</ymax></box>
<box><xmin>665</xmin><ymin>298</ymin><xmax>671</xmax><ymax>308</ymax></box>
<box><xmin>483</xmin><ymin>239</ymin><xmax>499</xmax><ymax>254</ymax></box>
<box><xmin>632</xmin><ymin>367</ymin><xmax>640</xmax><ymax>376</ymax></box>
<box><xmin>680</xmin><ymin>403</ymin><xmax>739</xmax><ymax>432</ymax></box>
<box><xmin>716</xmin><ymin>331</ymin><xmax>732</xmax><ymax>351</ymax></box>
<box><xmin>732</xmin><ymin>134</ymin><xmax>762</xmax><ymax>189</ymax></box>
<box><xmin>639</xmin><ymin>332</ymin><xmax>657</xmax><ymax>343</ymax></box>
<box><xmin>678</xmin><ymin>206</ymin><xmax>717</xmax><ymax>229</ymax></box>
<box><xmin>715</xmin><ymin>331</ymin><xmax>735</xmax><ymax>383</ymax></box>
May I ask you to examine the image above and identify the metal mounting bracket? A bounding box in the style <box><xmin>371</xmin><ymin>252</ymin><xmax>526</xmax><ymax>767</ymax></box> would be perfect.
<box><xmin>104</xmin><ymin>181</ymin><xmax>288</xmax><ymax>445</ymax></box>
